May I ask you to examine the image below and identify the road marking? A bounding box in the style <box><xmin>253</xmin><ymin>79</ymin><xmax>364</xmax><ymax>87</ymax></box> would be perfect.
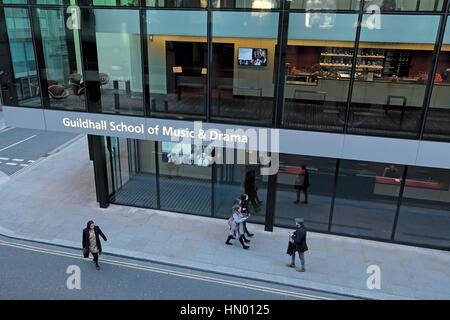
<box><xmin>0</xmin><ymin>157</ymin><xmax>9</xmax><ymax>161</ymax></box>
<box><xmin>28</xmin><ymin>160</ymin><xmax>35</xmax><ymax>163</ymax></box>
<box><xmin>0</xmin><ymin>239</ymin><xmax>335</xmax><ymax>300</ymax></box>
<box><xmin>5</xmin><ymin>162</ymin><xmax>17</xmax><ymax>166</ymax></box>
<box><xmin>0</xmin><ymin>134</ymin><xmax>37</xmax><ymax>152</ymax></box>
<box><xmin>12</xmin><ymin>159</ymin><xmax>24</xmax><ymax>162</ymax></box>
<box><xmin>19</xmin><ymin>164</ymin><xmax>28</xmax><ymax>167</ymax></box>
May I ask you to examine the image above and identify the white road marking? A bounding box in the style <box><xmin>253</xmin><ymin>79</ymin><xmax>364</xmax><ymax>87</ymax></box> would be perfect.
<box><xmin>5</xmin><ymin>163</ymin><xmax>17</xmax><ymax>166</ymax></box>
<box><xmin>12</xmin><ymin>159</ymin><xmax>24</xmax><ymax>162</ymax></box>
<box><xmin>0</xmin><ymin>134</ymin><xmax>37</xmax><ymax>152</ymax></box>
<box><xmin>19</xmin><ymin>164</ymin><xmax>28</xmax><ymax>167</ymax></box>
<box><xmin>27</xmin><ymin>160</ymin><xmax>35</xmax><ymax>163</ymax></box>
<box><xmin>0</xmin><ymin>157</ymin><xmax>9</xmax><ymax>161</ymax></box>
<box><xmin>0</xmin><ymin>239</ymin><xmax>335</xmax><ymax>300</ymax></box>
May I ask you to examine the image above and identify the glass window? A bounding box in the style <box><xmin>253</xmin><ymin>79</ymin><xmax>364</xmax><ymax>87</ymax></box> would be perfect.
<box><xmin>146</xmin><ymin>0</ymin><xmax>208</xmax><ymax>8</ymax></box>
<box><xmin>93</xmin><ymin>0</ymin><xmax>139</xmax><ymax>6</ymax></box>
<box><xmin>347</xmin><ymin>14</ymin><xmax>440</xmax><ymax>138</ymax></box>
<box><xmin>424</xmin><ymin>17</ymin><xmax>450</xmax><ymax>141</ymax></box>
<box><xmin>34</xmin><ymin>7</ymin><xmax>86</xmax><ymax>111</ymax></box>
<box><xmin>158</xmin><ymin>141</ymin><xmax>212</xmax><ymax>215</ymax></box>
<box><xmin>94</xmin><ymin>9</ymin><xmax>143</xmax><ymax>116</ymax></box>
<box><xmin>1</xmin><ymin>7</ymin><xmax>40</xmax><ymax>107</ymax></box>
<box><xmin>274</xmin><ymin>154</ymin><xmax>336</xmax><ymax>232</ymax></box>
<box><xmin>331</xmin><ymin>160</ymin><xmax>404</xmax><ymax>239</ymax></box>
<box><xmin>147</xmin><ymin>10</ymin><xmax>207</xmax><ymax>119</ymax></box>
<box><xmin>289</xmin><ymin>0</ymin><xmax>360</xmax><ymax>10</ymax></box>
<box><xmin>394</xmin><ymin>166</ymin><xmax>450</xmax><ymax>249</ymax></box>
<box><xmin>2</xmin><ymin>0</ymin><xmax>28</xmax><ymax>3</ymax></box>
<box><xmin>214</xmin><ymin>148</ymin><xmax>267</xmax><ymax>225</ymax></box>
<box><xmin>282</xmin><ymin>13</ymin><xmax>358</xmax><ymax>132</ymax></box>
<box><xmin>211</xmin><ymin>11</ymin><xmax>279</xmax><ymax>126</ymax></box>
<box><xmin>36</xmin><ymin>0</ymin><xmax>72</xmax><ymax>4</ymax></box>
<box><xmin>363</xmin><ymin>0</ymin><xmax>444</xmax><ymax>12</ymax></box>
<box><xmin>212</xmin><ymin>0</ymin><xmax>279</xmax><ymax>9</ymax></box>
<box><xmin>108</xmin><ymin>137</ymin><xmax>158</xmax><ymax>208</ymax></box>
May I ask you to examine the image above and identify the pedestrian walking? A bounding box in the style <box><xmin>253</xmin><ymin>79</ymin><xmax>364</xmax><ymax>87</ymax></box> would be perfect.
<box><xmin>225</xmin><ymin>205</ymin><xmax>250</xmax><ymax>249</ymax></box>
<box><xmin>245</xmin><ymin>170</ymin><xmax>262</xmax><ymax>212</ymax></box>
<box><xmin>286</xmin><ymin>218</ymin><xmax>308</xmax><ymax>272</ymax></box>
<box><xmin>82</xmin><ymin>220</ymin><xmax>107</xmax><ymax>270</ymax></box>
<box><xmin>294</xmin><ymin>165</ymin><xmax>310</xmax><ymax>204</ymax></box>
<box><xmin>240</xmin><ymin>193</ymin><xmax>254</xmax><ymax>238</ymax></box>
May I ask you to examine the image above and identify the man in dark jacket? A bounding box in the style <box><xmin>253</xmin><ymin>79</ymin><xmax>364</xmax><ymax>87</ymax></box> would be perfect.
<box><xmin>294</xmin><ymin>165</ymin><xmax>310</xmax><ymax>204</ymax></box>
<box><xmin>286</xmin><ymin>218</ymin><xmax>308</xmax><ymax>272</ymax></box>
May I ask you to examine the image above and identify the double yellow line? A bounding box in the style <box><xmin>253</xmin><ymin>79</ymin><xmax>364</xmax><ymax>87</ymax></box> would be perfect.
<box><xmin>0</xmin><ymin>239</ymin><xmax>335</xmax><ymax>300</ymax></box>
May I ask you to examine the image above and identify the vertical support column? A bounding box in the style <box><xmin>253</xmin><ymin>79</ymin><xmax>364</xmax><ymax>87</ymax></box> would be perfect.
<box><xmin>88</xmin><ymin>134</ymin><xmax>109</xmax><ymax>208</ymax></box>
<box><xmin>139</xmin><ymin>6</ymin><xmax>151</xmax><ymax>117</ymax></box>
<box><xmin>273</xmin><ymin>0</ymin><xmax>289</xmax><ymax>128</ymax></box>
<box><xmin>343</xmin><ymin>1</ymin><xmax>364</xmax><ymax>133</ymax></box>
<box><xmin>418</xmin><ymin>3</ymin><xmax>449</xmax><ymax>140</ymax></box>
<box><xmin>391</xmin><ymin>166</ymin><xmax>409</xmax><ymax>241</ymax></box>
<box><xmin>154</xmin><ymin>140</ymin><xmax>161</xmax><ymax>209</ymax></box>
<box><xmin>29</xmin><ymin>7</ymin><xmax>51</xmax><ymax>109</ymax></box>
<box><xmin>80</xmin><ymin>8</ymin><xmax>101</xmax><ymax>113</ymax></box>
<box><xmin>264</xmin><ymin>173</ymin><xmax>278</xmax><ymax>232</ymax></box>
<box><xmin>0</xmin><ymin>7</ymin><xmax>18</xmax><ymax>106</ymax></box>
<box><xmin>328</xmin><ymin>158</ymin><xmax>341</xmax><ymax>232</ymax></box>
<box><xmin>206</xmin><ymin>5</ymin><xmax>212</xmax><ymax>122</ymax></box>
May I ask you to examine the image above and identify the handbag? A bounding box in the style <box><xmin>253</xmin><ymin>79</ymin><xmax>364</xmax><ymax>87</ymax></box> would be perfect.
<box><xmin>227</xmin><ymin>216</ymin><xmax>233</xmax><ymax>228</ymax></box>
<box><xmin>83</xmin><ymin>247</ymin><xmax>89</xmax><ymax>258</ymax></box>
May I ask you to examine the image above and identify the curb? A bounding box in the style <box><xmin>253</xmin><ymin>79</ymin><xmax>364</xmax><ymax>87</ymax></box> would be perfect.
<box><xmin>0</xmin><ymin>225</ymin><xmax>412</xmax><ymax>300</ymax></box>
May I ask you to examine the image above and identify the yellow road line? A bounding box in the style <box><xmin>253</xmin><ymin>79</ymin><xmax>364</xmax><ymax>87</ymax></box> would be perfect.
<box><xmin>0</xmin><ymin>239</ymin><xmax>335</xmax><ymax>300</ymax></box>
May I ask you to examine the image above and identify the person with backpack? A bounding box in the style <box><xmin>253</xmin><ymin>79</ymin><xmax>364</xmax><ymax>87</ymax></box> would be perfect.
<box><xmin>240</xmin><ymin>193</ymin><xmax>254</xmax><ymax>238</ymax></box>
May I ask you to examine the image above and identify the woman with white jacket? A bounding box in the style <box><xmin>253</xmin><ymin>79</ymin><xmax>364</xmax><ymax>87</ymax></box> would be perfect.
<box><xmin>226</xmin><ymin>204</ymin><xmax>250</xmax><ymax>249</ymax></box>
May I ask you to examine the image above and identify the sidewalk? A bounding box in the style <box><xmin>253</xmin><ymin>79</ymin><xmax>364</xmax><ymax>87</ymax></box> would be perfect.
<box><xmin>0</xmin><ymin>110</ymin><xmax>6</xmax><ymax>131</ymax></box>
<box><xmin>0</xmin><ymin>136</ymin><xmax>449</xmax><ymax>300</ymax></box>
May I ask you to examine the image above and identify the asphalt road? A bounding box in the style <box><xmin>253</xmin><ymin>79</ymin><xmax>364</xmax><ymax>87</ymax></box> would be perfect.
<box><xmin>0</xmin><ymin>235</ymin><xmax>357</xmax><ymax>300</ymax></box>
<box><xmin>0</xmin><ymin>127</ymin><xmax>80</xmax><ymax>177</ymax></box>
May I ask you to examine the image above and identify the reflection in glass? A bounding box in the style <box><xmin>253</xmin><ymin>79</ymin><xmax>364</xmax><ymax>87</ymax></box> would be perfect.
<box><xmin>289</xmin><ymin>0</ymin><xmax>359</xmax><ymax>10</ymax></box>
<box><xmin>331</xmin><ymin>160</ymin><xmax>404</xmax><ymax>239</ymax></box>
<box><xmin>395</xmin><ymin>166</ymin><xmax>450</xmax><ymax>248</ymax></box>
<box><xmin>274</xmin><ymin>154</ymin><xmax>336</xmax><ymax>231</ymax></box>
<box><xmin>94</xmin><ymin>9</ymin><xmax>143</xmax><ymax>116</ymax></box>
<box><xmin>146</xmin><ymin>0</ymin><xmax>208</xmax><ymax>8</ymax></box>
<box><xmin>211</xmin><ymin>11</ymin><xmax>279</xmax><ymax>125</ymax></box>
<box><xmin>363</xmin><ymin>0</ymin><xmax>443</xmax><ymax>12</ymax></box>
<box><xmin>35</xmin><ymin>8</ymin><xmax>85</xmax><ymax>111</ymax></box>
<box><xmin>158</xmin><ymin>141</ymin><xmax>212</xmax><ymax>215</ymax></box>
<box><xmin>3</xmin><ymin>8</ymin><xmax>40</xmax><ymax>107</ymax></box>
<box><xmin>108</xmin><ymin>138</ymin><xmax>158</xmax><ymax>208</ymax></box>
<box><xmin>211</xmin><ymin>0</ymin><xmax>279</xmax><ymax>9</ymax></box>
<box><xmin>283</xmin><ymin>13</ymin><xmax>357</xmax><ymax>132</ymax></box>
<box><xmin>147</xmin><ymin>10</ymin><xmax>207</xmax><ymax>118</ymax></box>
<box><xmin>348</xmin><ymin>14</ymin><xmax>439</xmax><ymax>138</ymax></box>
<box><xmin>214</xmin><ymin>149</ymin><xmax>267</xmax><ymax>224</ymax></box>
<box><xmin>424</xmin><ymin>17</ymin><xmax>450</xmax><ymax>141</ymax></box>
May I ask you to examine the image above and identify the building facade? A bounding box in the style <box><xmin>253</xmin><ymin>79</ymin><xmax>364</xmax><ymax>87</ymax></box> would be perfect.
<box><xmin>1</xmin><ymin>0</ymin><xmax>450</xmax><ymax>251</ymax></box>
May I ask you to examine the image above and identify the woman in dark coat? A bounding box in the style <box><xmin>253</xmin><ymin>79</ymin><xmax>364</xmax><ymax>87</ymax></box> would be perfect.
<box><xmin>82</xmin><ymin>220</ymin><xmax>107</xmax><ymax>270</ymax></box>
<box><xmin>240</xmin><ymin>193</ymin><xmax>254</xmax><ymax>238</ymax></box>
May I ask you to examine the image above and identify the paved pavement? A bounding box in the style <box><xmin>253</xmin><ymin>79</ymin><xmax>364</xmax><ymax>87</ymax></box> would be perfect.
<box><xmin>0</xmin><ymin>235</ymin><xmax>348</xmax><ymax>300</ymax></box>
<box><xmin>0</xmin><ymin>136</ymin><xmax>449</xmax><ymax>300</ymax></box>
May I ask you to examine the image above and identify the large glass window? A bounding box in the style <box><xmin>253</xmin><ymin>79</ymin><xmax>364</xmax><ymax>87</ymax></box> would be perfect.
<box><xmin>146</xmin><ymin>0</ymin><xmax>208</xmax><ymax>8</ymax></box>
<box><xmin>424</xmin><ymin>17</ymin><xmax>450</xmax><ymax>141</ymax></box>
<box><xmin>394</xmin><ymin>166</ymin><xmax>450</xmax><ymax>249</ymax></box>
<box><xmin>331</xmin><ymin>160</ymin><xmax>404</xmax><ymax>239</ymax></box>
<box><xmin>147</xmin><ymin>10</ymin><xmax>207</xmax><ymax>119</ymax></box>
<box><xmin>108</xmin><ymin>137</ymin><xmax>158</xmax><ymax>208</ymax></box>
<box><xmin>289</xmin><ymin>0</ymin><xmax>360</xmax><ymax>10</ymax></box>
<box><xmin>363</xmin><ymin>0</ymin><xmax>444</xmax><ymax>11</ymax></box>
<box><xmin>158</xmin><ymin>141</ymin><xmax>212</xmax><ymax>215</ymax></box>
<box><xmin>2</xmin><ymin>7</ymin><xmax>40</xmax><ymax>107</ymax></box>
<box><xmin>274</xmin><ymin>154</ymin><xmax>336</xmax><ymax>231</ymax></box>
<box><xmin>211</xmin><ymin>11</ymin><xmax>279</xmax><ymax>126</ymax></box>
<box><xmin>212</xmin><ymin>0</ymin><xmax>279</xmax><ymax>9</ymax></box>
<box><xmin>34</xmin><ymin>7</ymin><xmax>85</xmax><ymax>111</ymax></box>
<box><xmin>282</xmin><ymin>13</ymin><xmax>358</xmax><ymax>132</ymax></box>
<box><xmin>347</xmin><ymin>14</ymin><xmax>440</xmax><ymax>138</ymax></box>
<box><xmin>94</xmin><ymin>9</ymin><xmax>143</xmax><ymax>116</ymax></box>
<box><xmin>214</xmin><ymin>148</ymin><xmax>267</xmax><ymax>224</ymax></box>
